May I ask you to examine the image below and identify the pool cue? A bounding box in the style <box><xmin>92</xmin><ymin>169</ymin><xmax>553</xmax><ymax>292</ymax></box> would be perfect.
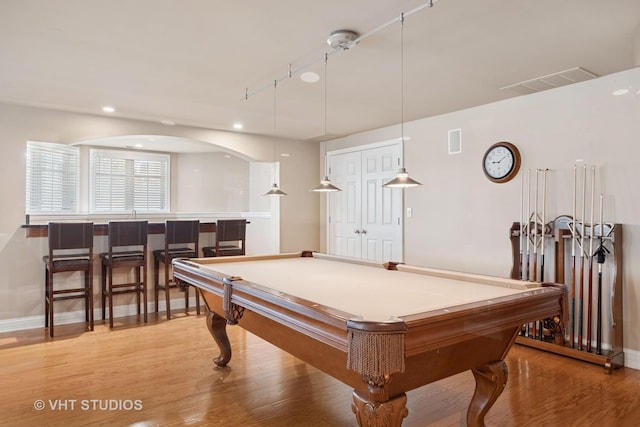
<box><xmin>519</xmin><ymin>171</ymin><xmax>525</xmax><ymax>280</ymax></box>
<box><xmin>523</xmin><ymin>169</ymin><xmax>531</xmax><ymax>337</ymax></box>
<box><xmin>538</xmin><ymin>168</ymin><xmax>547</xmax><ymax>340</ymax></box>
<box><xmin>540</xmin><ymin>169</ymin><xmax>547</xmax><ymax>282</ymax></box>
<box><xmin>577</xmin><ymin>164</ymin><xmax>586</xmax><ymax>351</ymax></box>
<box><xmin>518</xmin><ymin>171</ymin><xmax>525</xmax><ymax>337</ymax></box>
<box><xmin>525</xmin><ymin>169</ymin><xmax>531</xmax><ymax>282</ymax></box>
<box><xmin>595</xmin><ymin>194</ymin><xmax>606</xmax><ymax>355</ymax></box>
<box><xmin>532</xmin><ymin>169</ymin><xmax>541</xmax><ymax>338</ymax></box>
<box><xmin>586</xmin><ymin>165</ymin><xmax>595</xmax><ymax>352</ymax></box>
<box><xmin>569</xmin><ymin>165</ymin><xmax>577</xmax><ymax>348</ymax></box>
<box><xmin>532</xmin><ymin>168</ymin><xmax>539</xmax><ymax>282</ymax></box>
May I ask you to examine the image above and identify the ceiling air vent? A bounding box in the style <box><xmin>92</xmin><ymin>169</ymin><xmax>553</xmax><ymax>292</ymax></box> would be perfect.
<box><xmin>500</xmin><ymin>67</ymin><xmax>598</xmax><ymax>95</ymax></box>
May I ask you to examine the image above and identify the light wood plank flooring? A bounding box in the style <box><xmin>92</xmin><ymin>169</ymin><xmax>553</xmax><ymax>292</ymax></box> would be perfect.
<box><xmin>1</xmin><ymin>312</ymin><xmax>639</xmax><ymax>427</ymax></box>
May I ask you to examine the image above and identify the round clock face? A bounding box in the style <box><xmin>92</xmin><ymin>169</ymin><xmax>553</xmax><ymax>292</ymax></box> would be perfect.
<box><xmin>482</xmin><ymin>142</ymin><xmax>521</xmax><ymax>183</ymax></box>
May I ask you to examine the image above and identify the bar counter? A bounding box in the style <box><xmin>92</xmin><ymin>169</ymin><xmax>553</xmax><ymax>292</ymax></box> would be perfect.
<box><xmin>23</xmin><ymin>222</ymin><xmax>217</xmax><ymax>238</ymax></box>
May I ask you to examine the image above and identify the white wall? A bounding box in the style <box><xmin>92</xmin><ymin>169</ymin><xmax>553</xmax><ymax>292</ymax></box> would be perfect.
<box><xmin>325</xmin><ymin>67</ymin><xmax>640</xmax><ymax>356</ymax></box>
<box><xmin>173</xmin><ymin>152</ymin><xmax>250</xmax><ymax>212</ymax></box>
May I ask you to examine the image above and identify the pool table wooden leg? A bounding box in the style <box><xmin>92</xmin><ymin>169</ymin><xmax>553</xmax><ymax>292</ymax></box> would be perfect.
<box><xmin>352</xmin><ymin>391</ymin><xmax>408</xmax><ymax>427</ymax></box>
<box><xmin>467</xmin><ymin>360</ymin><xmax>508</xmax><ymax>427</ymax></box>
<box><xmin>205</xmin><ymin>311</ymin><xmax>232</xmax><ymax>367</ymax></box>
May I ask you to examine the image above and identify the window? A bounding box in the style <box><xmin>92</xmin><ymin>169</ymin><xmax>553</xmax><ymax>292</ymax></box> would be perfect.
<box><xmin>26</xmin><ymin>141</ymin><xmax>79</xmax><ymax>213</ymax></box>
<box><xmin>91</xmin><ymin>149</ymin><xmax>169</xmax><ymax>213</ymax></box>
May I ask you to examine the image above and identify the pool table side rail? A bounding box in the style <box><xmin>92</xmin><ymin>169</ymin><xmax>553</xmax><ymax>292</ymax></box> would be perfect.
<box><xmin>183</xmin><ymin>250</ymin><xmax>386</xmax><ymax>269</ymax></box>
<box><xmin>401</xmin><ymin>283</ymin><xmax>566</xmax><ymax>356</ymax></box>
<box><xmin>172</xmin><ymin>257</ymin><xmax>362</xmax><ymax>352</ymax></box>
<box><xmin>393</xmin><ymin>263</ymin><xmax>540</xmax><ymax>290</ymax></box>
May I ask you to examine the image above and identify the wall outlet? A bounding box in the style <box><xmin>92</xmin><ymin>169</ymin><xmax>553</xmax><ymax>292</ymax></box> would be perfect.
<box><xmin>407</xmin><ymin>207</ymin><xmax>412</xmax><ymax>218</ymax></box>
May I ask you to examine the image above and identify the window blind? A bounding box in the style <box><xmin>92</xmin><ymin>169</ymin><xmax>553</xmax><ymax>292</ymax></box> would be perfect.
<box><xmin>25</xmin><ymin>141</ymin><xmax>79</xmax><ymax>213</ymax></box>
<box><xmin>90</xmin><ymin>149</ymin><xmax>169</xmax><ymax>213</ymax></box>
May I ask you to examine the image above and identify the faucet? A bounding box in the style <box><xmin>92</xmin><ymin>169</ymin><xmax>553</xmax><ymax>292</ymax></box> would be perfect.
<box><xmin>131</xmin><ymin>209</ymin><xmax>137</xmax><ymax>219</ymax></box>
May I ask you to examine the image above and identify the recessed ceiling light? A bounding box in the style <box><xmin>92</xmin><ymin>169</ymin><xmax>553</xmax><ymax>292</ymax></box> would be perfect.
<box><xmin>300</xmin><ymin>72</ymin><xmax>320</xmax><ymax>83</ymax></box>
<box><xmin>160</xmin><ymin>120</ymin><xmax>175</xmax><ymax>126</ymax></box>
<box><xmin>134</xmin><ymin>144</ymin><xmax>143</xmax><ymax>148</ymax></box>
<box><xmin>612</xmin><ymin>89</ymin><xmax>629</xmax><ymax>96</ymax></box>
<box><xmin>280</xmin><ymin>153</ymin><xmax>290</xmax><ymax>157</ymax></box>
<box><xmin>102</xmin><ymin>106</ymin><xmax>115</xmax><ymax>113</ymax></box>
<box><xmin>233</xmin><ymin>122</ymin><xmax>244</xmax><ymax>130</ymax></box>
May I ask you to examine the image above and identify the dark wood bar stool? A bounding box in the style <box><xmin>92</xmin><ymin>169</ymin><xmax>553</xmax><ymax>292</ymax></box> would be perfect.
<box><xmin>44</xmin><ymin>222</ymin><xmax>94</xmax><ymax>338</ymax></box>
<box><xmin>202</xmin><ymin>219</ymin><xmax>246</xmax><ymax>257</ymax></box>
<box><xmin>100</xmin><ymin>221</ymin><xmax>148</xmax><ymax>328</ymax></box>
<box><xmin>153</xmin><ymin>220</ymin><xmax>200</xmax><ymax>320</ymax></box>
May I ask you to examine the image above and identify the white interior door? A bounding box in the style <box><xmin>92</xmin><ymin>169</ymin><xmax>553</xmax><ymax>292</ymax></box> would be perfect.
<box><xmin>360</xmin><ymin>144</ymin><xmax>402</xmax><ymax>261</ymax></box>
<box><xmin>328</xmin><ymin>142</ymin><xmax>402</xmax><ymax>262</ymax></box>
<box><xmin>328</xmin><ymin>151</ymin><xmax>361</xmax><ymax>258</ymax></box>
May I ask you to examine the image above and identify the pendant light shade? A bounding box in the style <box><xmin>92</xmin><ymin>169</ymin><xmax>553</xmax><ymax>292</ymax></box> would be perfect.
<box><xmin>312</xmin><ymin>176</ymin><xmax>342</xmax><ymax>192</ymax></box>
<box><xmin>264</xmin><ymin>80</ymin><xmax>287</xmax><ymax>196</ymax></box>
<box><xmin>382</xmin><ymin>13</ymin><xmax>422</xmax><ymax>189</ymax></box>
<box><xmin>381</xmin><ymin>167</ymin><xmax>421</xmax><ymax>188</ymax></box>
<box><xmin>265</xmin><ymin>183</ymin><xmax>287</xmax><ymax>196</ymax></box>
<box><xmin>311</xmin><ymin>53</ymin><xmax>342</xmax><ymax>193</ymax></box>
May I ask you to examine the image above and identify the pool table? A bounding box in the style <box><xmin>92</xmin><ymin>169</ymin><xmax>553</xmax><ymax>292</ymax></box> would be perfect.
<box><xmin>172</xmin><ymin>251</ymin><xmax>565</xmax><ymax>427</ymax></box>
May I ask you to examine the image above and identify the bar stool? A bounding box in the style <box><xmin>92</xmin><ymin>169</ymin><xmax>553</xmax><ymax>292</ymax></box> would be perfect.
<box><xmin>202</xmin><ymin>219</ymin><xmax>246</xmax><ymax>257</ymax></box>
<box><xmin>100</xmin><ymin>221</ymin><xmax>148</xmax><ymax>328</ymax></box>
<box><xmin>153</xmin><ymin>220</ymin><xmax>200</xmax><ymax>320</ymax></box>
<box><xmin>44</xmin><ymin>222</ymin><xmax>94</xmax><ymax>338</ymax></box>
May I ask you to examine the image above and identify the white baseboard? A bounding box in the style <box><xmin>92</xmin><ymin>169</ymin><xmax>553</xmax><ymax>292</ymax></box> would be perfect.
<box><xmin>0</xmin><ymin>297</ymin><xmax>201</xmax><ymax>333</ymax></box>
<box><xmin>624</xmin><ymin>348</ymin><xmax>640</xmax><ymax>370</ymax></box>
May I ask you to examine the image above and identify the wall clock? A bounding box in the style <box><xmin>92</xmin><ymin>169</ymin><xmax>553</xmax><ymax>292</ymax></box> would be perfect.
<box><xmin>482</xmin><ymin>141</ymin><xmax>521</xmax><ymax>183</ymax></box>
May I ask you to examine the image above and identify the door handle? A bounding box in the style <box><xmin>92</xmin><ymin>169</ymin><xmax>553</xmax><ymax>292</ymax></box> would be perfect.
<box><xmin>361</xmin><ymin>229</ymin><xmax>367</xmax><ymax>234</ymax></box>
<box><xmin>354</xmin><ymin>229</ymin><xmax>361</xmax><ymax>234</ymax></box>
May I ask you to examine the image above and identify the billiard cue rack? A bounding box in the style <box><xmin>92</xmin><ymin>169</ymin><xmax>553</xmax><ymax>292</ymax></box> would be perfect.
<box><xmin>508</xmin><ymin>220</ymin><xmax>624</xmax><ymax>373</ymax></box>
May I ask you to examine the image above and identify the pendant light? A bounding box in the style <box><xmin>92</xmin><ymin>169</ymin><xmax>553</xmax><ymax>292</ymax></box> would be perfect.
<box><xmin>312</xmin><ymin>53</ymin><xmax>342</xmax><ymax>192</ymax></box>
<box><xmin>264</xmin><ymin>79</ymin><xmax>287</xmax><ymax>196</ymax></box>
<box><xmin>383</xmin><ymin>13</ymin><xmax>422</xmax><ymax>189</ymax></box>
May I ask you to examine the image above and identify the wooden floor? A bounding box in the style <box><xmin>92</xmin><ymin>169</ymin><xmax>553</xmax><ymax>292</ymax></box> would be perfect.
<box><xmin>1</xmin><ymin>311</ymin><xmax>639</xmax><ymax>427</ymax></box>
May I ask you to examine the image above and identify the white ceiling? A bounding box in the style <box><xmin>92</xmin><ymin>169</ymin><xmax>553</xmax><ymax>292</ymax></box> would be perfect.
<box><xmin>1</xmin><ymin>0</ymin><xmax>639</xmax><ymax>146</ymax></box>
